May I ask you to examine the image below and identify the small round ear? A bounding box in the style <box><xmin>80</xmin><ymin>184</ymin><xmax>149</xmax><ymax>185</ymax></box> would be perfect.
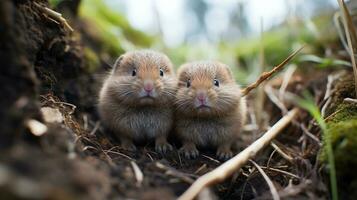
<box><xmin>222</xmin><ymin>64</ymin><xmax>234</xmax><ymax>81</ymax></box>
<box><xmin>112</xmin><ymin>55</ymin><xmax>124</xmax><ymax>72</ymax></box>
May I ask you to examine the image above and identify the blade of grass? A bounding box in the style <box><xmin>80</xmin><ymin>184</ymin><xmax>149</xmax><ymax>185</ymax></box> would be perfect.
<box><xmin>298</xmin><ymin>92</ymin><xmax>338</xmax><ymax>200</ymax></box>
<box><xmin>337</xmin><ymin>0</ymin><xmax>357</xmax><ymax>97</ymax></box>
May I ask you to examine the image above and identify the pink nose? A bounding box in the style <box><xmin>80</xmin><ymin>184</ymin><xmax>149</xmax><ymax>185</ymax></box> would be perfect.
<box><xmin>144</xmin><ymin>83</ymin><xmax>153</xmax><ymax>93</ymax></box>
<box><xmin>197</xmin><ymin>92</ymin><xmax>206</xmax><ymax>102</ymax></box>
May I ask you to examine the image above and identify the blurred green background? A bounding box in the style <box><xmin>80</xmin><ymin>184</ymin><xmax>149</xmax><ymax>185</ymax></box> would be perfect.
<box><xmin>50</xmin><ymin>0</ymin><xmax>341</xmax><ymax>85</ymax></box>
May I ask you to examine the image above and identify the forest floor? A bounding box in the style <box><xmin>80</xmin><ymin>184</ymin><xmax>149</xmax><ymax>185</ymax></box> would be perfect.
<box><xmin>1</xmin><ymin>0</ymin><xmax>357</xmax><ymax>200</ymax></box>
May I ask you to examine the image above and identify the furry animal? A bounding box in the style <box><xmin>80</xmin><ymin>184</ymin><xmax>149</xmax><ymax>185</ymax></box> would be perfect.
<box><xmin>98</xmin><ymin>50</ymin><xmax>177</xmax><ymax>153</ymax></box>
<box><xmin>175</xmin><ymin>61</ymin><xmax>246</xmax><ymax>160</ymax></box>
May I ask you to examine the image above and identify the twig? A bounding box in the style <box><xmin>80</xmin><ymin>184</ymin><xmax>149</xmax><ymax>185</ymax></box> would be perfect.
<box><xmin>300</xmin><ymin>124</ymin><xmax>321</xmax><ymax>145</ymax></box>
<box><xmin>146</xmin><ymin>152</ymin><xmax>154</xmax><ymax>161</ymax></box>
<box><xmin>250</xmin><ymin>160</ymin><xmax>280</xmax><ymax>200</ymax></box>
<box><xmin>265</xmin><ymin>85</ymin><xmax>288</xmax><ymax>114</ymax></box>
<box><xmin>155</xmin><ymin>162</ymin><xmax>196</xmax><ymax>184</ymax></box>
<box><xmin>89</xmin><ymin>121</ymin><xmax>100</xmax><ymax>135</ymax></box>
<box><xmin>344</xmin><ymin>98</ymin><xmax>357</xmax><ymax>104</ymax></box>
<box><xmin>34</xmin><ymin>2</ymin><xmax>74</xmax><ymax>32</ymax></box>
<box><xmin>321</xmin><ymin>73</ymin><xmax>343</xmax><ymax>117</ymax></box>
<box><xmin>104</xmin><ymin>149</ymin><xmax>134</xmax><ymax>161</ymax></box>
<box><xmin>194</xmin><ymin>164</ymin><xmax>207</xmax><ymax>174</ymax></box>
<box><xmin>260</xmin><ymin>166</ymin><xmax>300</xmax><ymax>179</ymax></box>
<box><xmin>338</xmin><ymin>0</ymin><xmax>357</xmax><ymax>97</ymax></box>
<box><xmin>270</xmin><ymin>142</ymin><xmax>294</xmax><ymax>163</ymax></box>
<box><xmin>130</xmin><ymin>161</ymin><xmax>144</xmax><ymax>187</ymax></box>
<box><xmin>323</xmin><ymin>106</ymin><xmax>345</xmax><ymax>122</ymax></box>
<box><xmin>241</xmin><ymin>46</ymin><xmax>304</xmax><ymax>97</ymax></box>
<box><xmin>266</xmin><ymin>149</ymin><xmax>277</xmax><ymax>168</ymax></box>
<box><xmin>202</xmin><ymin>154</ymin><xmax>220</xmax><ymax>164</ymax></box>
<box><xmin>279</xmin><ymin>64</ymin><xmax>297</xmax><ymax>101</ymax></box>
<box><xmin>177</xmin><ymin>108</ymin><xmax>299</xmax><ymax>200</ymax></box>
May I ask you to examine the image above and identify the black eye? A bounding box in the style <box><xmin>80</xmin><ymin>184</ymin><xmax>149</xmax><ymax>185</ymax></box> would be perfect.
<box><xmin>214</xmin><ymin>79</ymin><xmax>219</xmax><ymax>87</ymax></box>
<box><xmin>160</xmin><ymin>68</ymin><xmax>164</xmax><ymax>77</ymax></box>
<box><xmin>186</xmin><ymin>79</ymin><xmax>191</xmax><ymax>88</ymax></box>
<box><xmin>132</xmin><ymin>69</ymin><xmax>136</xmax><ymax>76</ymax></box>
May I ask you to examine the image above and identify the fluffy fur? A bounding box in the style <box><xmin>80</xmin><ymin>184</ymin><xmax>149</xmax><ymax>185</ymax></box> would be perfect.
<box><xmin>175</xmin><ymin>61</ymin><xmax>246</xmax><ymax>160</ymax></box>
<box><xmin>98</xmin><ymin>50</ymin><xmax>177</xmax><ymax>153</ymax></box>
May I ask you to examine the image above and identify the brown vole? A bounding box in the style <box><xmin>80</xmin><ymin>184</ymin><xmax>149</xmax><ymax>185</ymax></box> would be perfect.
<box><xmin>98</xmin><ymin>50</ymin><xmax>177</xmax><ymax>153</ymax></box>
<box><xmin>175</xmin><ymin>61</ymin><xmax>246</xmax><ymax>160</ymax></box>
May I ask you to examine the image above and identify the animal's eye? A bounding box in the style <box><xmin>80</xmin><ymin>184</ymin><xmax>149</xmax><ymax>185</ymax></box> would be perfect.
<box><xmin>132</xmin><ymin>69</ymin><xmax>137</xmax><ymax>76</ymax></box>
<box><xmin>213</xmin><ymin>79</ymin><xmax>219</xmax><ymax>87</ymax></box>
<box><xmin>160</xmin><ymin>68</ymin><xmax>164</xmax><ymax>77</ymax></box>
<box><xmin>186</xmin><ymin>79</ymin><xmax>191</xmax><ymax>88</ymax></box>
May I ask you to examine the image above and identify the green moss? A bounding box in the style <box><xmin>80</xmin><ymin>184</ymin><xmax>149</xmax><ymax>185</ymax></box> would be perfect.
<box><xmin>329</xmin><ymin>104</ymin><xmax>357</xmax><ymax>123</ymax></box>
<box><xmin>323</xmin><ymin>103</ymin><xmax>357</xmax><ymax>199</ymax></box>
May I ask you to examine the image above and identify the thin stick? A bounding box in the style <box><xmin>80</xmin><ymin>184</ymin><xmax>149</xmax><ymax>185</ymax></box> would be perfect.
<box><xmin>260</xmin><ymin>166</ymin><xmax>300</xmax><ymax>179</ymax></box>
<box><xmin>241</xmin><ymin>46</ymin><xmax>304</xmax><ymax>97</ymax></box>
<box><xmin>177</xmin><ymin>108</ymin><xmax>299</xmax><ymax>200</ymax></box>
<box><xmin>344</xmin><ymin>98</ymin><xmax>357</xmax><ymax>104</ymax></box>
<box><xmin>338</xmin><ymin>0</ymin><xmax>357</xmax><ymax>96</ymax></box>
<box><xmin>155</xmin><ymin>162</ymin><xmax>196</xmax><ymax>184</ymax></box>
<box><xmin>34</xmin><ymin>2</ymin><xmax>74</xmax><ymax>32</ymax></box>
<box><xmin>279</xmin><ymin>64</ymin><xmax>297</xmax><ymax>101</ymax></box>
<box><xmin>270</xmin><ymin>142</ymin><xmax>294</xmax><ymax>163</ymax></box>
<box><xmin>250</xmin><ymin>160</ymin><xmax>280</xmax><ymax>200</ymax></box>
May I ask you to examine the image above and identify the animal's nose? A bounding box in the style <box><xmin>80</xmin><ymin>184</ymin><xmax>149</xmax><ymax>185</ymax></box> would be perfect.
<box><xmin>144</xmin><ymin>81</ymin><xmax>154</xmax><ymax>92</ymax></box>
<box><xmin>196</xmin><ymin>91</ymin><xmax>207</xmax><ymax>102</ymax></box>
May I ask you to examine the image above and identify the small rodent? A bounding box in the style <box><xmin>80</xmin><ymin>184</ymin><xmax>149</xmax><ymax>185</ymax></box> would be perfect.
<box><xmin>175</xmin><ymin>61</ymin><xmax>246</xmax><ymax>160</ymax></box>
<box><xmin>98</xmin><ymin>50</ymin><xmax>177</xmax><ymax>153</ymax></box>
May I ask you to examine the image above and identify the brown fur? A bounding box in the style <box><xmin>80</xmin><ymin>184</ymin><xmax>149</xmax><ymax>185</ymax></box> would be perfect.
<box><xmin>98</xmin><ymin>50</ymin><xmax>177</xmax><ymax>153</ymax></box>
<box><xmin>175</xmin><ymin>61</ymin><xmax>246</xmax><ymax>160</ymax></box>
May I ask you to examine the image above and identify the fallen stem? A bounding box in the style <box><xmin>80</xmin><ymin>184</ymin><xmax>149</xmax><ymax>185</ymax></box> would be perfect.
<box><xmin>177</xmin><ymin>108</ymin><xmax>299</xmax><ymax>200</ymax></box>
<box><xmin>241</xmin><ymin>46</ymin><xmax>304</xmax><ymax>97</ymax></box>
<box><xmin>250</xmin><ymin>160</ymin><xmax>280</xmax><ymax>200</ymax></box>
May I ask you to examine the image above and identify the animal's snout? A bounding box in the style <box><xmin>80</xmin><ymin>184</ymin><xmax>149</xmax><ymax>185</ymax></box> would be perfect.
<box><xmin>196</xmin><ymin>90</ymin><xmax>207</xmax><ymax>104</ymax></box>
<box><xmin>143</xmin><ymin>80</ymin><xmax>154</xmax><ymax>93</ymax></box>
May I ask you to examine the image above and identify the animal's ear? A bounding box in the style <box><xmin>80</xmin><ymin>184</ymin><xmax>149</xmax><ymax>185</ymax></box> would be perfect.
<box><xmin>222</xmin><ymin>64</ymin><xmax>234</xmax><ymax>81</ymax></box>
<box><xmin>112</xmin><ymin>55</ymin><xmax>124</xmax><ymax>72</ymax></box>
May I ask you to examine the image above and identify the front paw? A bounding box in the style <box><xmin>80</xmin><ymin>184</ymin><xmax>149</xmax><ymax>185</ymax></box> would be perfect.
<box><xmin>155</xmin><ymin>141</ymin><xmax>173</xmax><ymax>154</ymax></box>
<box><xmin>216</xmin><ymin>149</ymin><xmax>233</xmax><ymax>161</ymax></box>
<box><xmin>179</xmin><ymin>144</ymin><xmax>199</xmax><ymax>159</ymax></box>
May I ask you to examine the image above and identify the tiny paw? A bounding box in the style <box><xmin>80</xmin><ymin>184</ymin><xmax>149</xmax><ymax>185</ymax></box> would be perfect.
<box><xmin>121</xmin><ymin>142</ymin><xmax>137</xmax><ymax>151</ymax></box>
<box><xmin>179</xmin><ymin>145</ymin><xmax>199</xmax><ymax>159</ymax></box>
<box><xmin>155</xmin><ymin>142</ymin><xmax>173</xmax><ymax>154</ymax></box>
<box><xmin>216</xmin><ymin>149</ymin><xmax>233</xmax><ymax>161</ymax></box>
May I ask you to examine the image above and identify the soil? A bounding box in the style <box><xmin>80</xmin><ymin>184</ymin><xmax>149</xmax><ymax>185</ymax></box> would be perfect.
<box><xmin>1</xmin><ymin>0</ymin><xmax>355</xmax><ymax>200</ymax></box>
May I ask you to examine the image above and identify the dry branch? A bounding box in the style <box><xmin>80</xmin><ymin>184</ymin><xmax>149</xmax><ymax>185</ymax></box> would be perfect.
<box><xmin>34</xmin><ymin>2</ymin><xmax>74</xmax><ymax>32</ymax></box>
<box><xmin>250</xmin><ymin>160</ymin><xmax>280</xmax><ymax>200</ymax></box>
<box><xmin>177</xmin><ymin>108</ymin><xmax>300</xmax><ymax>200</ymax></box>
<box><xmin>337</xmin><ymin>0</ymin><xmax>357</xmax><ymax>96</ymax></box>
<box><xmin>241</xmin><ymin>46</ymin><xmax>304</xmax><ymax>97</ymax></box>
